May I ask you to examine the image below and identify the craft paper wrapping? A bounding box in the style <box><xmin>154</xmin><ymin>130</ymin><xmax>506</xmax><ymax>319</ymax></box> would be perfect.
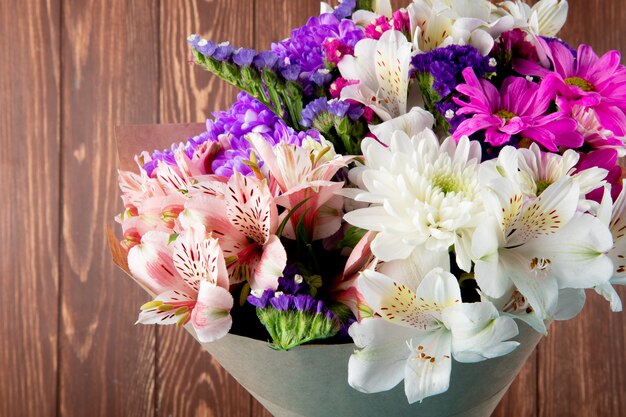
<box><xmin>191</xmin><ymin>324</ymin><xmax>541</xmax><ymax>417</ymax></box>
<box><xmin>111</xmin><ymin>124</ymin><xmax>543</xmax><ymax>417</ymax></box>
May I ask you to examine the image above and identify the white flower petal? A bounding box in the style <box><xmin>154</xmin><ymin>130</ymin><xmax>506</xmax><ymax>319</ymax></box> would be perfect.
<box><xmin>348</xmin><ymin>318</ymin><xmax>413</xmax><ymax>393</ymax></box>
<box><xmin>443</xmin><ymin>302</ymin><xmax>519</xmax><ymax>363</ymax></box>
<box><xmin>377</xmin><ymin>246</ymin><xmax>450</xmax><ymax>292</ymax></box>
<box><xmin>404</xmin><ymin>329</ymin><xmax>452</xmax><ymax>404</ymax></box>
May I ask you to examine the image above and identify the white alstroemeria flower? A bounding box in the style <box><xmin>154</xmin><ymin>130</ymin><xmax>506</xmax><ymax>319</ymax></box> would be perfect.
<box><xmin>338</xmin><ymin>30</ymin><xmax>414</xmax><ymax>121</ymax></box>
<box><xmin>480</xmin><ymin>286</ymin><xmax>586</xmax><ymax>334</ymax></box>
<box><xmin>594</xmin><ymin>182</ymin><xmax>626</xmax><ymax>312</ymax></box>
<box><xmin>480</xmin><ymin>144</ymin><xmax>607</xmax><ymax>211</ymax></box>
<box><xmin>496</xmin><ymin>0</ymin><xmax>568</xmax><ymax>37</ymax></box>
<box><xmin>472</xmin><ymin>174</ymin><xmax>613</xmax><ymax>323</ymax></box>
<box><xmin>407</xmin><ymin>0</ymin><xmax>514</xmax><ymax>55</ymax></box>
<box><xmin>344</xmin><ymin>129</ymin><xmax>484</xmax><ymax>271</ymax></box>
<box><xmin>348</xmin><ymin>268</ymin><xmax>519</xmax><ymax>404</ymax></box>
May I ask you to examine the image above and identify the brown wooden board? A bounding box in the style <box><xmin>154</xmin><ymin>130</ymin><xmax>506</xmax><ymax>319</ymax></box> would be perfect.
<box><xmin>155</xmin><ymin>1</ymin><xmax>255</xmax><ymax>416</ymax></box>
<box><xmin>0</xmin><ymin>1</ymin><xmax>60</xmax><ymax>416</ymax></box>
<box><xmin>58</xmin><ymin>1</ymin><xmax>158</xmax><ymax>416</ymax></box>
<box><xmin>537</xmin><ymin>2</ymin><xmax>626</xmax><ymax>415</ymax></box>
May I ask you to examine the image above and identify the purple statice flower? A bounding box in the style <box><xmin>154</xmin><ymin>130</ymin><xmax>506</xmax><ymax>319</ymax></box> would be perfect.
<box><xmin>301</xmin><ymin>98</ymin><xmax>363</xmax><ymax>127</ymax></box>
<box><xmin>205</xmin><ymin>92</ymin><xmax>323</xmax><ymax>177</ymax></box>
<box><xmin>514</xmin><ymin>40</ymin><xmax>626</xmax><ymax>137</ymax></box>
<box><xmin>213</xmin><ymin>42</ymin><xmax>235</xmax><ymax>61</ymax></box>
<box><xmin>277</xmin><ymin>264</ymin><xmax>310</xmax><ymax>295</ymax></box>
<box><xmin>232</xmin><ymin>48</ymin><xmax>256</xmax><ymax>66</ymax></box>
<box><xmin>435</xmin><ymin>100</ymin><xmax>465</xmax><ymax>133</ymax></box>
<box><xmin>412</xmin><ymin>44</ymin><xmax>495</xmax><ymax>99</ymax></box>
<box><xmin>252</xmin><ymin>50</ymin><xmax>280</xmax><ymax>71</ymax></box>
<box><xmin>332</xmin><ymin>0</ymin><xmax>356</xmax><ymax>20</ymax></box>
<box><xmin>271</xmin><ymin>13</ymin><xmax>363</xmax><ymax>94</ymax></box>
<box><xmin>453</xmin><ymin>68</ymin><xmax>583</xmax><ymax>151</ymax></box>
<box><xmin>142</xmin><ymin>131</ymin><xmax>211</xmax><ymax>177</ymax></box>
<box><xmin>247</xmin><ymin>289</ymin><xmax>275</xmax><ymax>308</ymax></box>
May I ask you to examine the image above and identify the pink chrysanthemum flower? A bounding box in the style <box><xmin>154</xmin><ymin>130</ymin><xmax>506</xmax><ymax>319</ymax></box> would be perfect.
<box><xmin>514</xmin><ymin>40</ymin><xmax>626</xmax><ymax>136</ymax></box>
<box><xmin>453</xmin><ymin>68</ymin><xmax>583</xmax><ymax>151</ymax></box>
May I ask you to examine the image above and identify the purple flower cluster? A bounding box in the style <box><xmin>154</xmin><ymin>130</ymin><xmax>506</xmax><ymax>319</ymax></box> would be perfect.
<box><xmin>301</xmin><ymin>97</ymin><xmax>364</xmax><ymax>127</ymax></box>
<box><xmin>142</xmin><ymin>131</ymin><xmax>211</xmax><ymax>177</ymax></box>
<box><xmin>412</xmin><ymin>45</ymin><xmax>496</xmax><ymax>98</ymax></box>
<box><xmin>271</xmin><ymin>13</ymin><xmax>363</xmax><ymax>93</ymax></box>
<box><xmin>187</xmin><ymin>35</ymin><xmax>280</xmax><ymax>71</ymax></box>
<box><xmin>248</xmin><ymin>290</ymin><xmax>335</xmax><ymax>321</ymax></box>
<box><xmin>332</xmin><ymin>0</ymin><xmax>356</xmax><ymax>20</ymax></box>
<box><xmin>143</xmin><ymin>92</ymin><xmax>321</xmax><ymax>178</ymax></box>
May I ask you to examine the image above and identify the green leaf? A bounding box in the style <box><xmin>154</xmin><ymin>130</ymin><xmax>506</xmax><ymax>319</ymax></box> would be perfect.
<box><xmin>275</xmin><ymin>198</ymin><xmax>311</xmax><ymax>238</ymax></box>
<box><xmin>305</xmin><ymin>275</ymin><xmax>323</xmax><ymax>297</ymax></box>
<box><xmin>337</xmin><ymin>226</ymin><xmax>367</xmax><ymax>250</ymax></box>
<box><xmin>168</xmin><ymin>233</ymin><xmax>179</xmax><ymax>244</ymax></box>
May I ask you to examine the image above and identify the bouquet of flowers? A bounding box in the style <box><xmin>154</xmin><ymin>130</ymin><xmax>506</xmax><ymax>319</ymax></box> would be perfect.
<box><xmin>113</xmin><ymin>0</ymin><xmax>626</xmax><ymax>411</ymax></box>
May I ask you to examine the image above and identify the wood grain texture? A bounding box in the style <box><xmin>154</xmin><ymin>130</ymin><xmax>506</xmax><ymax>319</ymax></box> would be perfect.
<box><xmin>58</xmin><ymin>1</ymin><xmax>158</xmax><ymax>416</ymax></box>
<box><xmin>0</xmin><ymin>1</ymin><xmax>60</xmax><ymax>416</ymax></box>
<box><xmin>3</xmin><ymin>1</ymin><xmax>626</xmax><ymax>417</ymax></box>
<box><xmin>157</xmin><ymin>1</ymin><xmax>254</xmax><ymax>416</ymax></box>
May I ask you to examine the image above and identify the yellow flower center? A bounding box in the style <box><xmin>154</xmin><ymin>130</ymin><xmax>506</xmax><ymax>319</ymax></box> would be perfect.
<box><xmin>433</xmin><ymin>173</ymin><xmax>462</xmax><ymax>194</ymax></box>
<box><xmin>564</xmin><ymin>76</ymin><xmax>595</xmax><ymax>92</ymax></box>
<box><xmin>496</xmin><ymin>109</ymin><xmax>517</xmax><ymax>122</ymax></box>
<box><xmin>535</xmin><ymin>179</ymin><xmax>552</xmax><ymax>196</ymax></box>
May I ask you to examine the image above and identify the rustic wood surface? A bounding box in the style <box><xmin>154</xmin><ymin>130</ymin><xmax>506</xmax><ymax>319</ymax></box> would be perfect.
<box><xmin>1</xmin><ymin>0</ymin><xmax>625</xmax><ymax>416</ymax></box>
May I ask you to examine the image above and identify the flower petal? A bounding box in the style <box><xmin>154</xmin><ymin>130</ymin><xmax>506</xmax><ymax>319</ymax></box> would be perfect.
<box><xmin>404</xmin><ymin>329</ymin><xmax>452</xmax><ymax>404</ymax></box>
<box><xmin>347</xmin><ymin>317</ymin><xmax>413</xmax><ymax>394</ymax></box>
<box><xmin>191</xmin><ymin>281</ymin><xmax>234</xmax><ymax>343</ymax></box>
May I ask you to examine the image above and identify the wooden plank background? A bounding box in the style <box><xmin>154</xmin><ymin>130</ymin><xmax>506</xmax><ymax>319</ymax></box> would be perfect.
<box><xmin>0</xmin><ymin>0</ymin><xmax>624</xmax><ymax>416</ymax></box>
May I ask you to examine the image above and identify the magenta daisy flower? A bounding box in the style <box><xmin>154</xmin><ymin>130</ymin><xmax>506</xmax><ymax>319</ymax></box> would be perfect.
<box><xmin>453</xmin><ymin>68</ymin><xmax>583</xmax><ymax>151</ymax></box>
<box><xmin>514</xmin><ymin>40</ymin><xmax>626</xmax><ymax>136</ymax></box>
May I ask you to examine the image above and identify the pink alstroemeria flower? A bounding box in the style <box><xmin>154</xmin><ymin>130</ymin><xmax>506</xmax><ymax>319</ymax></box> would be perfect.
<box><xmin>453</xmin><ymin>67</ymin><xmax>583</xmax><ymax>151</ymax></box>
<box><xmin>247</xmin><ymin>132</ymin><xmax>351</xmax><ymax>242</ymax></box>
<box><xmin>180</xmin><ymin>172</ymin><xmax>287</xmax><ymax>291</ymax></box>
<box><xmin>129</xmin><ymin>226</ymin><xmax>234</xmax><ymax>344</ymax></box>
<box><xmin>514</xmin><ymin>40</ymin><xmax>626</xmax><ymax>136</ymax></box>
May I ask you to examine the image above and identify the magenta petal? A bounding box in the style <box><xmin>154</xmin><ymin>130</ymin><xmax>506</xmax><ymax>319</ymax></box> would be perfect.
<box><xmin>485</xmin><ymin>128</ymin><xmax>511</xmax><ymax>146</ymax></box>
<box><xmin>500</xmin><ymin>117</ymin><xmax>525</xmax><ymax>135</ymax></box>
<box><xmin>576</xmin><ymin>44</ymin><xmax>600</xmax><ymax>78</ymax></box>
<box><xmin>521</xmin><ymin>127</ymin><xmax>558</xmax><ymax>151</ymax></box>
<box><xmin>550</xmin><ymin>42</ymin><xmax>576</xmax><ymax>77</ymax></box>
<box><xmin>594</xmin><ymin>104</ymin><xmax>626</xmax><ymax>136</ymax></box>
<box><xmin>544</xmin><ymin>118</ymin><xmax>584</xmax><ymax>148</ymax></box>
<box><xmin>512</xmin><ymin>58</ymin><xmax>552</xmax><ymax>78</ymax></box>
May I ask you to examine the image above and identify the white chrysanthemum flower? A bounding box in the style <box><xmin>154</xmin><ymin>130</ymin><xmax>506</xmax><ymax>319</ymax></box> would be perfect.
<box><xmin>344</xmin><ymin>128</ymin><xmax>484</xmax><ymax>271</ymax></box>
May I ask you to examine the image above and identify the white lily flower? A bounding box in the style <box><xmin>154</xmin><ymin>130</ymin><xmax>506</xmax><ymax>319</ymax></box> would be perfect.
<box><xmin>473</xmin><ymin>169</ymin><xmax>613</xmax><ymax>323</ymax></box>
<box><xmin>344</xmin><ymin>129</ymin><xmax>484</xmax><ymax>271</ymax></box>
<box><xmin>594</xmin><ymin>182</ymin><xmax>626</xmax><ymax>312</ymax></box>
<box><xmin>338</xmin><ymin>30</ymin><xmax>414</xmax><ymax>121</ymax></box>
<box><xmin>348</xmin><ymin>268</ymin><xmax>519</xmax><ymax>403</ymax></box>
<box><xmin>496</xmin><ymin>0</ymin><xmax>568</xmax><ymax>37</ymax></box>
<box><xmin>407</xmin><ymin>0</ymin><xmax>514</xmax><ymax>55</ymax></box>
